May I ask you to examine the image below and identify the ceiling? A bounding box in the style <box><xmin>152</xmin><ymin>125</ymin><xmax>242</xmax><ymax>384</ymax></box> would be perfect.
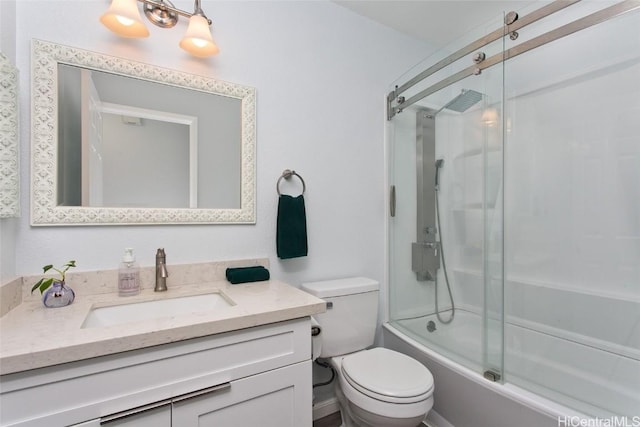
<box><xmin>333</xmin><ymin>1</ymin><xmax>534</xmax><ymax>48</ymax></box>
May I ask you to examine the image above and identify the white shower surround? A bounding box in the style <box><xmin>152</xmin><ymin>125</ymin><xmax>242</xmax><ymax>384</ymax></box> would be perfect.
<box><xmin>390</xmin><ymin>289</ymin><xmax>639</xmax><ymax>418</ymax></box>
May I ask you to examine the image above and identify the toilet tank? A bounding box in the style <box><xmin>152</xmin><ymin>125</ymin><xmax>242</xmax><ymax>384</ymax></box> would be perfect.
<box><xmin>301</xmin><ymin>277</ymin><xmax>379</xmax><ymax>358</ymax></box>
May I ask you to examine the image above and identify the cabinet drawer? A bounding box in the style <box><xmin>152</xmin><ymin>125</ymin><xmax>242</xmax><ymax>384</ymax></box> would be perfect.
<box><xmin>172</xmin><ymin>361</ymin><xmax>312</xmax><ymax>427</ymax></box>
<box><xmin>0</xmin><ymin>318</ymin><xmax>310</xmax><ymax>427</ymax></box>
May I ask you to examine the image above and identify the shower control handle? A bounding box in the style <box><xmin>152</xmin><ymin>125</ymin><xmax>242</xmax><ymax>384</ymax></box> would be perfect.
<box><xmin>424</xmin><ymin>226</ymin><xmax>437</xmax><ymax>235</ymax></box>
<box><xmin>412</xmin><ymin>241</ymin><xmax>440</xmax><ymax>282</ymax></box>
<box><xmin>425</xmin><ymin>242</ymin><xmax>438</xmax><ymax>255</ymax></box>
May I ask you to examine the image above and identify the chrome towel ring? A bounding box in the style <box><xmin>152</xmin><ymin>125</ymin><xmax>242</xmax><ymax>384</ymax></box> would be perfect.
<box><xmin>277</xmin><ymin>169</ymin><xmax>306</xmax><ymax>196</ymax></box>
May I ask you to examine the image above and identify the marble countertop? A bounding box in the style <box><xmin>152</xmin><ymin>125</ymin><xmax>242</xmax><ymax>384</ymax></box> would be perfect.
<box><xmin>0</xmin><ymin>280</ymin><xmax>326</xmax><ymax>375</ymax></box>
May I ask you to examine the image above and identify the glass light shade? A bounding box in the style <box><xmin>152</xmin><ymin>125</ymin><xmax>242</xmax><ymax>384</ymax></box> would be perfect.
<box><xmin>100</xmin><ymin>0</ymin><xmax>150</xmax><ymax>38</ymax></box>
<box><xmin>180</xmin><ymin>15</ymin><xmax>219</xmax><ymax>57</ymax></box>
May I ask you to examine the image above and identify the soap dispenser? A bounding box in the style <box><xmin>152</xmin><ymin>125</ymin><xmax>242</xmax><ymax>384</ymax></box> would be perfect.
<box><xmin>118</xmin><ymin>248</ymin><xmax>140</xmax><ymax>296</ymax></box>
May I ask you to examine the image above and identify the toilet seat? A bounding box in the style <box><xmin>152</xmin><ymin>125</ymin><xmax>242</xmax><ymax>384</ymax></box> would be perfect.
<box><xmin>341</xmin><ymin>348</ymin><xmax>434</xmax><ymax>404</ymax></box>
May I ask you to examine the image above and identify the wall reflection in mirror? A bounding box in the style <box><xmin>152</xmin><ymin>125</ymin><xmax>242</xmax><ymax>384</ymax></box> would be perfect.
<box><xmin>57</xmin><ymin>64</ymin><xmax>241</xmax><ymax>209</ymax></box>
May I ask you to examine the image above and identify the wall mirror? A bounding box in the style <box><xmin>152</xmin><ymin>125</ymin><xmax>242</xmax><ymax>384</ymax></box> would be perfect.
<box><xmin>31</xmin><ymin>40</ymin><xmax>256</xmax><ymax>225</ymax></box>
<box><xmin>0</xmin><ymin>52</ymin><xmax>20</xmax><ymax>218</ymax></box>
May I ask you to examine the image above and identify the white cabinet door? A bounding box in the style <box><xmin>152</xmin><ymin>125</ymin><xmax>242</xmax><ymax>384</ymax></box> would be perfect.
<box><xmin>172</xmin><ymin>361</ymin><xmax>312</xmax><ymax>427</ymax></box>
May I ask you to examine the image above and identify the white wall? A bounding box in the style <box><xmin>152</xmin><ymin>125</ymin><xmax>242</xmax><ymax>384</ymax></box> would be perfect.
<box><xmin>12</xmin><ymin>1</ymin><xmax>432</xmax><ymax>294</ymax></box>
<box><xmin>0</xmin><ymin>219</ymin><xmax>18</xmax><ymax>282</ymax></box>
<box><xmin>0</xmin><ymin>0</ymin><xmax>16</xmax><ymax>62</ymax></box>
<box><xmin>0</xmin><ymin>0</ymin><xmax>18</xmax><ymax>282</ymax></box>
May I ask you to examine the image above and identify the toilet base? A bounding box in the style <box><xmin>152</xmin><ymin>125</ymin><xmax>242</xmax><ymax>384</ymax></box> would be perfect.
<box><xmin>334</xmin><ymin>376</ymin><xmax>426</xmax><ymax>427</ymax></box>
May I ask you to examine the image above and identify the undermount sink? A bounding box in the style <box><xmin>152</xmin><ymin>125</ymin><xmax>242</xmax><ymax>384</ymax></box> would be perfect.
<box><xmin>82</xmin><ymin>293</ymin><xmax>234</xmax><ymax>329</ymax></box>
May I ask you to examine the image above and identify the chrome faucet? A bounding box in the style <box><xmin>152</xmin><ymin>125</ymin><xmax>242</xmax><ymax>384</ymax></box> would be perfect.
<box><xmin>155</xmin><ymin>248</ymin><xmax>169</xmax><ymax>292</ymax></box>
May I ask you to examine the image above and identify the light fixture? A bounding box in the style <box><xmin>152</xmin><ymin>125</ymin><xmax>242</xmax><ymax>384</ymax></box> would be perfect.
<box><xmin>180</xmin><ymin>9</ymin><xmax>219</xmax><ymax>57</ymax></box>
<box><xmin>100</xmin><ymin>0</ymin><xmax>219</xmax><ymax>57</ymax></box>
<box><xmin>100</xmin><ymin>0</ymin><xmax>150</xmax><ymax>38</ymax></box>
<box><xmin>481</xmin><ymin>107</ymin><xmax>499</xmax><ymax>127</ymax></box>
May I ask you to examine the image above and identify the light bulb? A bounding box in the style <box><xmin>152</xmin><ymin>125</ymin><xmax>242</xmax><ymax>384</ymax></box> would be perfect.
<box><xmin>192</xmin><ymin>38</ymin><xmax>208</xmax><ymax>48</ymax></box>
<box><xmin>116</xmin><ymin>16</ymin><xmax>135</xmax><ymax>27</ymax></box>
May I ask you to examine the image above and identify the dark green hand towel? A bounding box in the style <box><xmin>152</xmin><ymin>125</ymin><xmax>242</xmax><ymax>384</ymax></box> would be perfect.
<box><xmin>277</xmin><ymin>194</ymin><xmax>308</xmax><ymax>259</ymax></box>
<box><xmin>225</xmin><ymin>266</ymin><xmax>270</xmax><ymax>284</ymax></box>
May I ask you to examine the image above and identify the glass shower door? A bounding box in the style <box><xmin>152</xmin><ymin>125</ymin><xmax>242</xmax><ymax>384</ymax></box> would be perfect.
<box><xmin>503</xmin><ymin>3</ymin><xmax>640</xmax><ymax>416</ymax></box>
<box><xmin>388</xmin><ymin>28</ymin><xmax>505</xmax><ymax>378</ymax></box>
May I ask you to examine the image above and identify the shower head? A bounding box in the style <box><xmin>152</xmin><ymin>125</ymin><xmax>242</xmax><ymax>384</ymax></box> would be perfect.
<box><xmin>445</xmin><ymin>89</ymin><xmax>483</xmax><ymax>112</ymax></box>
<box><xmin>434</xmin><ymin>89</ymin><xmax>483</xmax><ymax>116</ymax></box>
<box><xmin>435</xmin><ymin>159</ymin><xmax>444</xmax><ymax>169</ymax></box>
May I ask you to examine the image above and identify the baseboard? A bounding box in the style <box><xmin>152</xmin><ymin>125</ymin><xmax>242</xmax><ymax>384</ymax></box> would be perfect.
<box><xmin>424</xmin><ymin>409</ymin><xmax>455</xmax><ymax>427</ymax></box>
<box><xmin>313</xmin><ymin>397</ymin><xmax>340</xmax><ymax>421</ymax></box>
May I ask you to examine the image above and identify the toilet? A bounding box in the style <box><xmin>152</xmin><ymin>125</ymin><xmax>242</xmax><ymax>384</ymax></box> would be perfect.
<box><xmin>302</xmin><ymin>277</ymin><xmax>434</xmax><ymax>427</ymax></box>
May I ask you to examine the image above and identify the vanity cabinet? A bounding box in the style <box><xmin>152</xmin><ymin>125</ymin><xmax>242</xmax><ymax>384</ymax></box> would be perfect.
<box><xmin>0</xmin><ymin>318</ymin><xmax>312</xmax><ymax>427</ymax></box>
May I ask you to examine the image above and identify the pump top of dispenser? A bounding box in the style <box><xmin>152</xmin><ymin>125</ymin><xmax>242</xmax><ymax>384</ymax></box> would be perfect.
<box><xmin>123</xmin><ymin>248</ymin><xmax>136</xmax><ymax>263</ymax></box>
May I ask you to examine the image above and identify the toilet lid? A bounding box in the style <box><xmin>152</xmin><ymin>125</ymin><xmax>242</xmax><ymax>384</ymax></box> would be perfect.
<box><xmin>341</xmin><ymin>348</ymin><xmax>433</xmax><ymax>402</ymax></box>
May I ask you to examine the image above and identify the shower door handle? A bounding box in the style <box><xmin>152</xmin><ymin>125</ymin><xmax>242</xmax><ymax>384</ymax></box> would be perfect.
<box><xmin>390</xmin><ymin>185</ymin><xmax>396</xmax><ymax>217</ymax></box>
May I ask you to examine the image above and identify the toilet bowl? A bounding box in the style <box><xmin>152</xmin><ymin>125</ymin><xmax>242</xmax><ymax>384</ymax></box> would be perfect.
<box><xmin>331</xmin><ymin>348</ymin><xmax>434</xmax><ymax>427</ymax></box>
<box><xmin>301</xmin><ymin>277</ymin><xmax>435</xmax><ymax>427</ymax></box>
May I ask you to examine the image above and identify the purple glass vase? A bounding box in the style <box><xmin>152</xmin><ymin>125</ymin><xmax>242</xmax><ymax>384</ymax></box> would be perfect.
<box><xmin>42</xmin><ymin>281</ymin><xmax>75</xmax><ymax>308</ymax></box>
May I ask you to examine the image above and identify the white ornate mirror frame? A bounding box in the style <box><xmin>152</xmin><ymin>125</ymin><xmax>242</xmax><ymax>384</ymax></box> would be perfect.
<box><xmin>0</xmin><ymin>52</ymin><xmax>20</xmax><ymax>218</ymax></box>
<box><xmin>31</xmin><ymin>39</ymin><xmax>256</xmax><ymax>226</ymax></box>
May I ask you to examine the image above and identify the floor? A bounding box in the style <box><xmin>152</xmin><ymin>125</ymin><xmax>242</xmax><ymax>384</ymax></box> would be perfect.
<box><xmin>313</xmin><ymin>411</ymin><xmax>342</xmax><ymax>427</ymax></box>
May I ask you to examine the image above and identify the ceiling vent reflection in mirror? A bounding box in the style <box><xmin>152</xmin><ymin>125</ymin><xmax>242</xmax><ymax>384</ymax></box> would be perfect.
<box><xmin>0</xmin><ymin>53</ymin><xmax>20</xmax><ymax>218</ymax></box>
<box><xmin>31</xmin><ymin>39</ymin><xmax>256</xmax><ymax>226</ymax></box>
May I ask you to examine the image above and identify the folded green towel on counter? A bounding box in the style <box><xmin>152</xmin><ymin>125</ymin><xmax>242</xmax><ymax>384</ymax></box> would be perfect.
<box><xmin>225</xmin><ymin>266</ymin><xmax>270</xmax><ymax>284</ymax></box>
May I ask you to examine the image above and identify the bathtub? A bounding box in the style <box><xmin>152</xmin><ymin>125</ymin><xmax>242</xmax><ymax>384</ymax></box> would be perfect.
<box><xmin>383</xmin><ymin>307</ymin><xmax>640</xmax><ymax>427</ymax></box>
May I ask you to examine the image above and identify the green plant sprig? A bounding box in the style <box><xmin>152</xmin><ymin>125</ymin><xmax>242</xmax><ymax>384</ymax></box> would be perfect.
<box><xmin>31</xmin><ymin>260</ymin><xmax>77</xmax><ymax>295</ymax></box>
